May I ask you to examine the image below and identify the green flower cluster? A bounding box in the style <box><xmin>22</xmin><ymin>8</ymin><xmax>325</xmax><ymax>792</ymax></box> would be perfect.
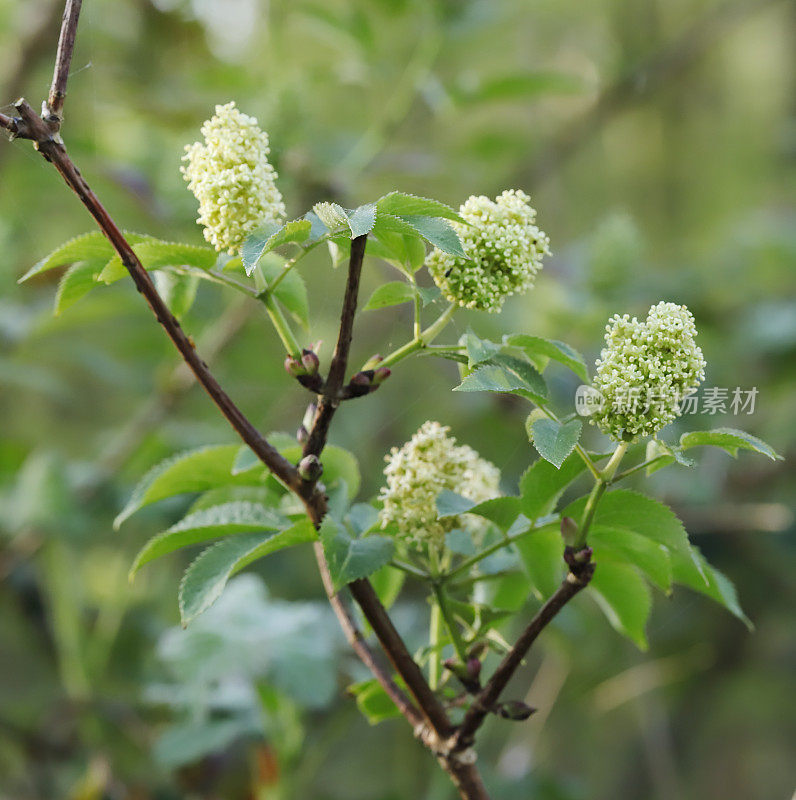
<box><xmin>425</xmin><ymin>189</ymin><xmax>550</xmax><ymax>312</ymax></box>
<box><xmin>182</xmin><ymin>102</ymin><xmax>285</xmax><ymax>254</ymax></box>
<box><xmin>379</xmin><ymin>421</ymin><xmax>500</xmax><ymax>549</ymax></box>
<box><xmin>591</xmin><ymin>302</ymin><xmax>706</xmax><ymax>442</ymax></box>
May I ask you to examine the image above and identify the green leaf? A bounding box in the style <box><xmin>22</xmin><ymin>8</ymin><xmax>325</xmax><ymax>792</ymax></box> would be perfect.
<box><xmin>417</xmin><ymin>286</ymin><xmax>441</xmax><ymax>306</ymax></box>
<box><xmin>453</xmin><ymin>353</ymin><xmax>547</xmax><ymax>403</ymax></box>
<box><xmin>348</xmin><ymin>678</ymin><xmax>404</xmax><ymax>725</ymax></box>
<box><xmin>589</xmin><ymin>561</ymin><xmax>652</xmax><ymax>649</ymax></box>
<box><xmin>53</xmin><ymin>260</ymin><xmax>102</xmax><ymax>315</ymax></box>
<box><xmin>241</xmin><ymin>220</ymin><xmax>312</xmax><ymax>276</ymax></box>
<box><xmin>679</xmin><ymin>428</ymin><xmax>782</xmax><ymax>461</ymax></box>
<box><xmin>563</xmin><ymin>489</ymin><xmax>694</xmax><ymax>562</ymax></box>
<box><xmin>129</xmin><ymin>501</ymin><xmax>288</xmax><ymax>577</ymax></box>
<box><xmin>670</xmin><ymin>546</ymin><xmax>752</xmax><ymax>629</ymax></box>
<box><xmin>398</xmin><ymin>215</ymin><xmax>465</xmax><ymax>257</ymax></box>
<box><xmin>153</xmin><ymin>271</ymin><xmax>200</xmax><ymax>319</ymax></box>
<box><xmin>530</xmin><ymin>418</ymin><xmax>582</xmax><ymax>469</ymax></box>
<box><xmin>436</xmin><ymin>491</ymin><xmax>520</xmax><ymax>531</ymax></box>
<box><xmin>589</xmin><ymin>527</ymin><xmax>672</xmax><ymax>593</ymax></box>
<box><xmin>20</xmin><ymin>231</ymin><xmax>155</xmax><ymax>282</ymax></box>
<box><xmin>99</xmin><ymin>240</ymin><xmax>217</xmax><ymax>284</ymax></box>
<box><xmin>519</xmin><ymin>452</ymin><xmax>588</xmax><ymax>521</ymax></box>
<box><xmin>320</xmin><ymin>517</ymin><xmax>395</xmax><ymax>592</ymax></box>
<box><xmin>178</xmin><ymin>521</ymin><xmax>316</xmax><ymax>625</ymax></box>
<box><xmin>115</xmin><ymin>445</ymin><xmax>257</xmax><ymax>529</ymax></box>
<box><xmin>504</xmin><ymin>334</ymin><xmax>589</xmax><ymax>382</ymax></box>
<box><xmin>257</xmin><ymin>254</ymin><xmax>310</xmax><ymax>328</ymax></box>
<box><xmin>368</xmin><ymin>226</ymin><xmax>427</xmax><ymax>273</ymax></box>
<box><xmin>369</xmin><ymin>564</ymin><xmax>405</xmax><ymax>610</ymax></box>
<box><xmin>514</xmin><ymin>523</ymin><xmax>563</xmax><ymax>599</ymax></box>
<box><xmin>376</xmin><ymin>192</ymin><xmax>464</xmax><ymax>223</ymax></box>
<box><xmin>346</xmin><ymin>203</ymin><xmax>377</xmax><ymax>238</ymax></box>
<box><xmin>462</xmin><ymin>329</ymin><xmax>501</xmax><ymax>368</ymax></box>
<box><xmin>363</xmin><ymin>281</ymin><xmax>416</xmax><ymax>311</ymax></box>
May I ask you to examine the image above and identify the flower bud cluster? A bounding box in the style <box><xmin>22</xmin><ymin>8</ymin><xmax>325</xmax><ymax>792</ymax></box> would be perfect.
<box><xmin>591</xmin><ymin>301</ymin><xmax>706</xmax><ymax>442</ymax></box>
<box><xmin>379</xmin><ymin>421</ymin><xmax>500</xmax><ymax>548</ymax></box>
<box><xmin>425</xmin><ymin>190</ymin><xmax>550</xmax><ymax>312</ymax></box>
<box><xmin>182</xmin><ymin>102</ymin><xmax>285</xmax><ymax>254</ymax></box>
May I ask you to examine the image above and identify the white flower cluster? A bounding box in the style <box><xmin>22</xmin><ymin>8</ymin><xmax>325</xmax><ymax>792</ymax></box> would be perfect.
<box><xmin>379</xmin><ymin>421</ymin><xmax>500</xmax><ymax>548</ymax></box>
<box><xmin>591</xmin><ymin>301</ymin><xmax>707</xmax><ymax>442</ymax></box>
<box><xmin>182</xmin><ymin>102</ymin><xmax>286</xmax><ymax>254</ymax></box>
<box><xmin>425</xmin><ymin>189</ymin><xmax>550</xmax><ymax>312</ymax></box>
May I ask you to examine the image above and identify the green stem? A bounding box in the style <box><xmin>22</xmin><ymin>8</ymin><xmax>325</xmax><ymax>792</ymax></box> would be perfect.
<box><xmin>612</xmin><ymin>455</ymin><xmax>666</xmax><ymax>483</ymax></box>
<box><xmin>379</xmin><ymin>302</ymin><xmax>457</xmax><ymax>369</ymax></box>
<box><xmin>410</xmin><ymin>275</ymin><xmax>422</xmax><ymax>339</ymax></box>
<box><xmin>260</xmin><ymin>291</ymin><xmax>301</xmax><ymax>357</ymax></box>
<box><xmin>429</xmin><ymin>601</ymin><xmax>442</xmax><ymax>690</ymax></box>
<box><xmin>443</xmin><ymin>517</ymin><xmax>557</xmax><ymax>583</ymax></box>
<box><xmin>432</xmin><ymin>582</ymin><xmax>468</xmax><ymax>665</ymax></box>
<box><xmin>390</xmin><ymin>559</ymin><xmax>430</xmax><ymax>580</ymax></box>
<box><xmin>576</xmin><ymin>441</ymin><xmax>628</xmax><ymax>546</ymax></box>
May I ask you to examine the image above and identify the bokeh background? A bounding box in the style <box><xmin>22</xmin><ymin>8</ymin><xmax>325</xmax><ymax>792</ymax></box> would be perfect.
<box><xmin>0</xmin><ymin>1</ymin><xmax>794</xmax><ymax>798</ymax></box>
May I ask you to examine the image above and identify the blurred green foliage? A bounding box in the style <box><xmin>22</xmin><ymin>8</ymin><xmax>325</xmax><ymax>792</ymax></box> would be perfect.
<box><xmin>0</xmin><ymin>0</ymin><xmax>793</xmax><ymax>798</ymax></box>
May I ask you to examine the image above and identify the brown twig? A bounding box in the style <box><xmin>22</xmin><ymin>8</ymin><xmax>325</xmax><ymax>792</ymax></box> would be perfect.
<box><xmin>9</xmin><ymin>98</ymin><xmax>300</xmax><ymax>495</ymax></box>
<box><xmin>302</xmin><ymin>234</ymin><xmax>367</xmax><ymax>459</ymax></box>
<box><xmin>46</xmin><ymin>0</ymin><xmax>83</xmax><ymax>122</ymax></box>
<box><xmin>4</xmin><ymin>7</ymin><xmax>492</xmax><ymax>796</ymax></box>
<box><xmin>452</xmin><ymin>550</ymin><xmax>595</xmax><ymax>751</ymax></box>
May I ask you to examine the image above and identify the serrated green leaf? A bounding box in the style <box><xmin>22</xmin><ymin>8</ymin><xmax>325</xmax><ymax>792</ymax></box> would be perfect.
<box><xmin>589</xmin><ymin>527</ymin><xmax>672</xmax><ymax>593</ymax></box>
<box><xmin>679</xmin><ymin>428</ymin><xmax>782</xmax><ymax>461</ymax></box>
<box><xmin>153</xmin><ymin>271</ymin><xmax>200</xmax><ymax>319</ymax></box>
<box><xmin>398</xmin><ymin>215</ymin><xmax>465</xmax><ymax>257</ymax></box>
<box><xmin>20</xmin><ymin>231</ymin><xmax>155</xmax><ymax>282</ymax></box>
<box><xmin>463</xmin><ymin>329</ymin><xmax>501</xmax><ymax>368</ymax></box>
<box><xmin>436</xmin><ymin>491</ymin><xmax>520</xmax><ymax>531</ymax></box>
<box><xmin>563</xmin><ymin>489</ymin><xmax>694</xmax><ymax>562</ymax></box>
<box><xmin>670</xmin><ymin>546</ymin><xmax>752</xmax><ymax>629</ymax></box>
<box><xmin>346</xmin><ymin>203</ymin><xmax>377</xmax><ymax>238</ymax></box>
<box><xmin>54</xmin><ymin>260</ymin><xmax>103</xmax><ymax>315</ymax></box>
<box><xmin>514</xmin><ymin>523</ymin><xmax>563</xmax><ymax>599</ymax></box>
<box><xmin>178</xmin><ymin>521</ymin><xmax>316</xmax><ymax>625</ymax></box>
<box><xmin>99</xmin><ymin>240</ymin><xmax>217</xmax><ymax>284</ymax></box>
<box><xmin>348</xmin><ymin>678</ymin><xmax>404</xmax><ymax>725</ymax></box>
<box><xmin>129</xmin><ymin>501</ymin><xmax>288</xmax><ymax>577</ymax></box>
<box><xmin>519</xmin><ymin>452</ymin><xmax>588</xmax><ymax>521</ymax></box>
<box><xmin>376</xmin><ymin>192</ymin><xmax>464</xmax><ymax>223</ymax></box>
<box><xmin>115</xmin><ymin>445</ymin><xmax>259</xmax><ymax>529</ymax></box>
<box><xmin>453</xmin><ymin>353</ymin><xmax>547</xmax><ymax>402</ymax></box>
<box><xmin>504</xmin><ymin>334</ymin><xmax>589</xmax><ymax>382</ymax></box>
<box><xmin>589</xmin><ymin>561</ymin><xmax>652</xmax><ymax>649</ymax></box>
<box><xmin>417</xmin><ymin>286</ymin><xmax>441</xmax><ymax>306</ymax></box>
<box><xmin>320</xmin><ymin>517</ymin><xmax>394</xmax><ymax>592</ymax></box>
<box><xmin>530</xmin><ymin>418</ymin><xmax>582</xmax><ymax>469</ymax></box>
<box><xmin>363</xmin><ymin>281</ymin><xmax>416</xmax><ymax>311</ymax></box>
<box><xmin>241</xmin><ymin>220</ymin><xmax>312</xmax><ymax>276</ymax></box>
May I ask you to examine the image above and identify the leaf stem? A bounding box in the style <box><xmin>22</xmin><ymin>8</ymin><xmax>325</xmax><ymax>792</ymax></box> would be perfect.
<box><xmin>378</xmin><ymin>302</ymin><xmax>457</xmax><ymax>368</ymax></box>
<box><xmin>612</xmin><ymin>454</ymin><xmax>667</xmax><ymax>483</ymax></box>
<box><xmin>576</xmin><ymin>441</ymin><xmax>627</xmax><ymax>546</ymax></box>
<box><xmin>259</xmin><ymin>291</ymin><xmax>301</xmax><ymax>357</ymax></box>
<box><xmin>433</xmin><ymin>582</ymin><xmax>468</xmax><ymax>664</ymax></box>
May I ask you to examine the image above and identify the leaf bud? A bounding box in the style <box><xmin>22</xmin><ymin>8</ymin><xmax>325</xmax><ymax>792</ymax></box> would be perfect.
<box><xmin>284</xmin><ymin>355</ymin><xmax>306</xmax><ymax>377</ymax></box>
<box><xmin>298</xmin><ymin>454</ymin><xmax>323</xmax><ymax>481</ymax></box>
<box><xmin>301</xmin><ymin>348</ymin><xmax>320</xmax><ymax>375</ymax></box>
<box><xmin>495</xmin><ymin>700</ymin><xmax>536</xmax><ymax>721</ymax></box>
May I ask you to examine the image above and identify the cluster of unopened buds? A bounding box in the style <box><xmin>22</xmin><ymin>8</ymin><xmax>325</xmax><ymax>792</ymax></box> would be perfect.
<box><xmin>284</xmin><ymin>349</ymin><xmax>391</xmax><ymax>398</ymax></box>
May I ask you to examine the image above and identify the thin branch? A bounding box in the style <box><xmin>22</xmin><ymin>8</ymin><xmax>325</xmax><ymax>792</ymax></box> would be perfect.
<box><xmin>452</xmin><ymin>550</ymin><xmax>595</xmax><ymax>751</ymax></box>
<box><xmin>303</xmin><ymin>234</ymin><xmax>367</xmax><ymax>458</ymax></box>
<box><xmin>313</xmin><ymin>542</ymin><xmax>423</xmax><ymax>728</ymax></box>
<box><xmin>12</xmin><ymin>99</ymin><xmax>301</xmax><ymax>495</ymax></box>
<box><xmin>47</xmin><ymin>0</ymin><xmax>83</xmax><ymax>122</ymax></box>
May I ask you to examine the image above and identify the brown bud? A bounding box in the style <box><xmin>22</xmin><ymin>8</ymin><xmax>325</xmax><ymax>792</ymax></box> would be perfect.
<box><xmin>495</xmin><ymin>701</ymin><xmax>535</xmax><ymax>721</ymax></box>
<box><xmin>284</xmin><ymin>355</ymin><xmax>306</xmax><ymax>377</ymax></box>
<box><xmin>301</xmin><ymin>348</ymin><xmax>320</xmax><ymax>375</ymax></box>
<box><xmin>296</xmin><ymin>425</ymin><xmax>309</xmax><ymax>444</ymax></box>
<box><xmin>298</xmin><ymin>454</ymin><xmax>323</xmax><ymax>481</ymax></box>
